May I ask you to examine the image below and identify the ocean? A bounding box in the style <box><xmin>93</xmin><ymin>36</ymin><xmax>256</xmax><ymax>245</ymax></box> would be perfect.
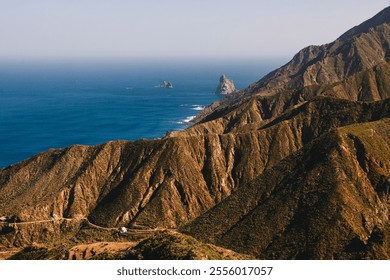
<box><xmin>0</xmin><ymin>58</ymin><xmax>285</xmax><ymax>168</ymax></box>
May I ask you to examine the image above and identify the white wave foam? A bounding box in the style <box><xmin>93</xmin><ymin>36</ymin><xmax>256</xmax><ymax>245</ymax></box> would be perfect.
<box><xmin>184</xmin><ymin>116</ymin><xmax>196</xmax><ymax>123</ymax></box>
<box><xmin>183</xmin><ymin>116</ymin><xmax>196</xmax><ymax>123</ymax></box>
<box><xmin>175</xmin><ymin>115</ymin><xmax>196</xmax><ymax>125</ymax></box>
<box><xmin>191</xmin><ymin>106</ymin><xmax>204</xmax><ymax>111</ymax></box>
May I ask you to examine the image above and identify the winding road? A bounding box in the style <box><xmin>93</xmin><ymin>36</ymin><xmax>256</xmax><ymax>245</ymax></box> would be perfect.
<box><xmin>0</xmin><ymin>217</ymin><xmax>157</xmax><ymax>235</ymax></box>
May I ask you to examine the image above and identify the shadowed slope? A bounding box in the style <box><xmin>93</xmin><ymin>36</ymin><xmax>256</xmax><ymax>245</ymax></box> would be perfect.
<box><xmin>183</xmin><ymin>119</ymin><xmax>390</xmax><ymax>259</ymax></box>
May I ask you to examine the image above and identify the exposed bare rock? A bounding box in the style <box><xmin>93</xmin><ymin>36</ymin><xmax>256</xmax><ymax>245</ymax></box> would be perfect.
<box><xmin>160</xmin><ymin>81</ymin><xmax>173</xmax><ymax>89</ymax></box>
<box><xmin>215</xmin><ymin>74</ymin><xmax>236</xmax><ymax>94</ymax></box>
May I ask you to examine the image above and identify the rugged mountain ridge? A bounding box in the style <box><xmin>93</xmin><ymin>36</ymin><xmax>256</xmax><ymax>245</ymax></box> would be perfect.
<box><xmin>183</xmin><ymin>119</ymin><xmax>390</xmax><ymax>259</ymax></box>
<box><xmin>1</xmin><ymin>97</ymin><xmax>388</xmax><ymax>255</ymax></box>
<box><xmin>1</xmin><ymin>98</ymin><xmax>388</xmax><ymax>229</ymax></box>
<box><xmin>1</xmin><ymin>7</ymin><xmax>390</xmax><ymax>259</ymax></box>
<box><xmin>194</xmin><ymin>7</ymin><xmax>390</xmax><ymax>124</ymax></box>
<box><xmin>173</xmin><ymin>62</ymin><xmax>390</xmax><ymax>136</ymax></box>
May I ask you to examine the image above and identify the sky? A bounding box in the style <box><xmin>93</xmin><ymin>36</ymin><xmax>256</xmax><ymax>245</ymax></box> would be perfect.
<box><xmin>0</xmin><ymin>0</ymin><xmax>389</xmax><ymax>60</ymax></box>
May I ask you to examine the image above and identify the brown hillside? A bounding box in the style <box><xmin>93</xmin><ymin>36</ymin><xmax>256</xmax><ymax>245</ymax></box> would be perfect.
<box><xmin>183</xmin><ymin>119</ymin><xmax>390</xmax><ymax>259</ymax></box>
<box><xmin>0</xmin><ymin>98</ymin><xmax>388</xmax><ymax>248</ymax></box>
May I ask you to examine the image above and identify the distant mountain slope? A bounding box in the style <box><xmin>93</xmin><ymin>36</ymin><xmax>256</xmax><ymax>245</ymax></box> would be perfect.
<box><xmin>183</xmin><ymin>119</ymin><xmax>390</xmax><ymax>259</ymax></box>
<box><xmin>195</xmin><ymin>6</ymin><xmax>390</xmax><ymax>124</ymax></box>
<box><xmin>339</xmin><ymin>6</ymin><xmax>390</xmax><ymax>40</ymax></box>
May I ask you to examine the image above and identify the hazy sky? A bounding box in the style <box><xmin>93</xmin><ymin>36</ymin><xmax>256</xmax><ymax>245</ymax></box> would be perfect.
<box><xmin>0</xmin><ymin>0</ymin><xmax>389</xmax><ymax>59</ymax></box>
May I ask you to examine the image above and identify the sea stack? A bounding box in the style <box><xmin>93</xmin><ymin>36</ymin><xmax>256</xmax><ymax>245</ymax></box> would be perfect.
<box><xmin>215</xmin><ymin>74</ymin><xmax>236</xmax><ymax>94</ymax></box>
<box><xmin>160</xmin><ymin>81</ymin><xmax>173</xmax><ymax>88</ymax></box>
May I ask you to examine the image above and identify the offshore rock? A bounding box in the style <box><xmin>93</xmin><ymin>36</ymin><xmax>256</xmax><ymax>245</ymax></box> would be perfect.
<box><xmin>160</xmin><ymin>81</ymin><xmax>173</xmax><ymax>89</ymax></box>
<box><xmin>215</xmin><ymin>74</ymin><xmax>236</xmax><ymax>94</ymax></box>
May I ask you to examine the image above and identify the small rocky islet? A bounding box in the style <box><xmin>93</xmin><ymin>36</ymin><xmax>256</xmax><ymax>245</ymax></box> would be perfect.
<box><xmin>215</xmin><ymin>74</ymin><xmax>236</xmax><ymax>94</ymax></box>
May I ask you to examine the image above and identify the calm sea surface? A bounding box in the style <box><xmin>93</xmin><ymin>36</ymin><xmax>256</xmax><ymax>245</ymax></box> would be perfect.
<box><xmin>0</xmin><ymin>58</ymin><xmax>285</xmax><ymax>168</ymax></box>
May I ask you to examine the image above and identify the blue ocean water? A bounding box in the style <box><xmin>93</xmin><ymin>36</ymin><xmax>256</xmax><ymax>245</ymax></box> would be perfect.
<box><xmin>0</xmin><ymin>58</ymin><xmax>284</xmax><ymax>168</ymax></box>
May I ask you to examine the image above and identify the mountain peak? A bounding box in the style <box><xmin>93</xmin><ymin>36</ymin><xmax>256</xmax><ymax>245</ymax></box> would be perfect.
<box><xmin>338</xmin><ymin>6</ymin><xmax>390</xmax><ymax>40</ymax></box>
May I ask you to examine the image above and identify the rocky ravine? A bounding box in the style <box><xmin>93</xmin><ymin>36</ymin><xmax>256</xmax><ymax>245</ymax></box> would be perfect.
<box><xmin>1</xmin><ymin>7</ymin><xmax>390</xmax><ymax>259</ymax></box>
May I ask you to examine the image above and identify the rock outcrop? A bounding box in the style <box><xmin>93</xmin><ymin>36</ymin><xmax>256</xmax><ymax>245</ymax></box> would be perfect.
<box><xmin>215</xmin><ymin>74</ymin><xmax>236</xmax><ymax>94</ymax></box>
<box><xmin>160</xmin><ymin>81</ymin><xmax>173</xmax><ymax>88</ymax></box>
